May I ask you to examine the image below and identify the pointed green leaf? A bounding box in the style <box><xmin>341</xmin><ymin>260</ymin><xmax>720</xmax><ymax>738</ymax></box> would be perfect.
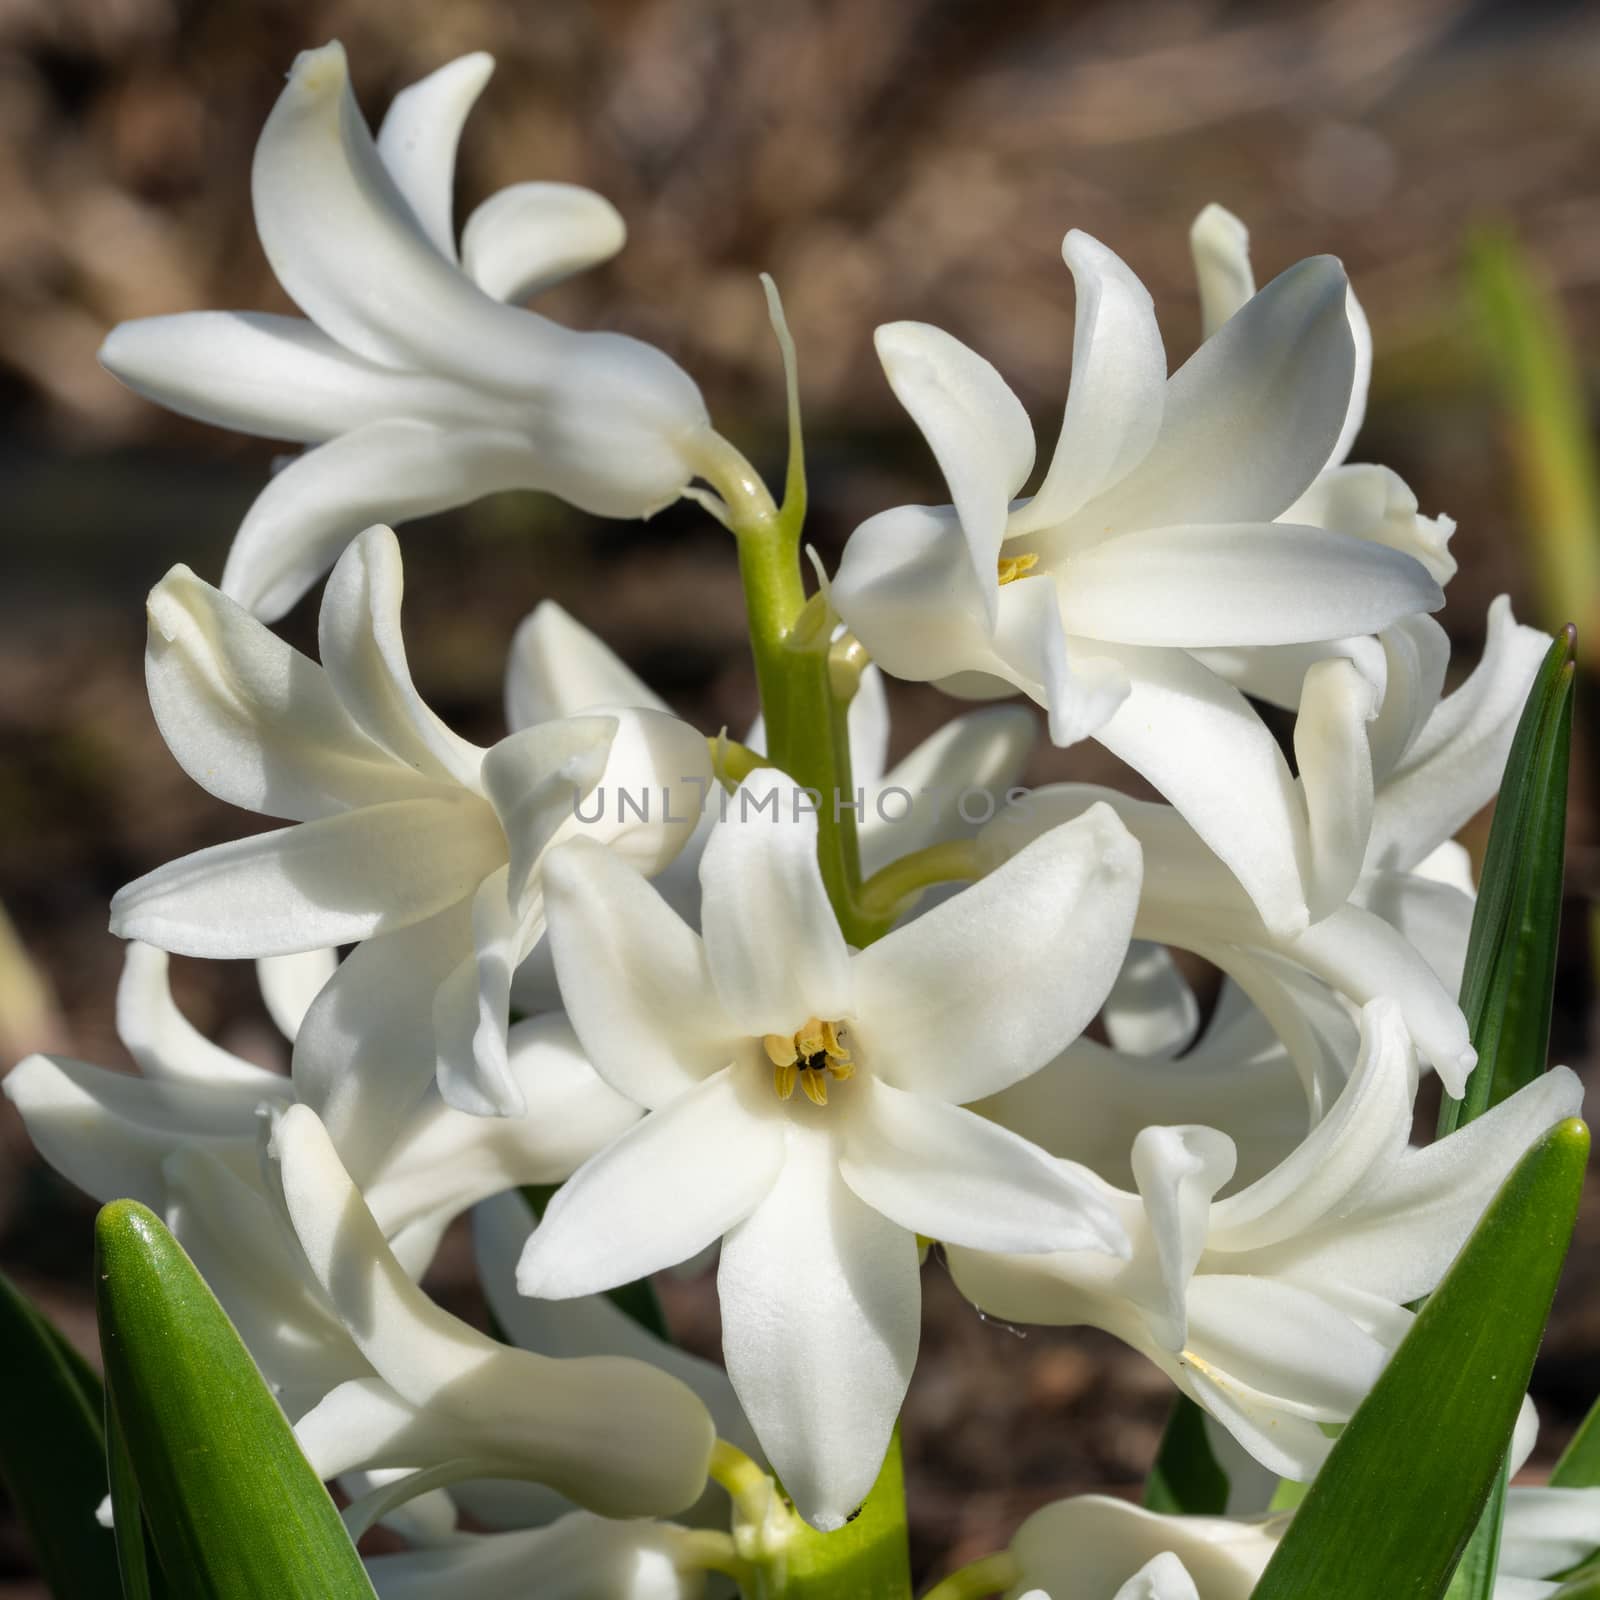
<box><xmin>1440</xmin><ymin>626</ymin><xmax>1575</xmax><ymax>1134</ymax></box>
<box><xmin>95</xmin><ymin>1199</ymin><xmax>377</xmax><ymax>1599</ymax></box>
<box><xmin>0</xmin><ymin>1270</ymin><xmax>122</xmax><ymax>1597</ymax></box>
<box><xmin>1551</xmin><ymin>1394</ymin><xmax>1600</xmax><ymax>1488</ymax></box>
<box><xmin>1143</xmin><ymin>1395</ymin><xmax>1228</xmax><ymax>1514</ymax></box>
<box><xmin>1250</xmin><ymin>1117</ymin><xmax>1588</xmax><ymax>1600</ymax></box>
<box><xmin>107</xmin><ymin>1387</ymin><xmax>169</xmax><ymax>1600</ymax></box>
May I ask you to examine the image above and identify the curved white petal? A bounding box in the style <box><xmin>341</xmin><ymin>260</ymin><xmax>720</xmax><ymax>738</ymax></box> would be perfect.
<box><xmin>1076</xmin><ymin>256</ymin><xmax>1354</xmax><ymax>534</ymax></box>
<box><xmin>1500</xmin><ymin>1485</ymin><xmax>1600</xmax><ymax>1580</ymax></box>
<box><xmin>1327</xmin><ymin>280</ymin><xmax>1372</xmax><ymax>472</ymax></box>
<box><xmin>1355</xmin><ymin>869</ymin><xmax>1472</xmax><ymax>996</ymax></box>
<box><xmin>318</xmin><ymin>526</ymin><xmax>484</xmax><ymax>786</ymax></box>
<box><xmin>145</xmin><ymin>564</ymin><xmax>431</xmax><ymax>819</ymax></box>
<box><xmin>719</xmin><ymin>1122</ymin><xmax>921</xmax><ymax>1531</ymax></box>
<box><xmin>699</xmin><ymin>770</ymin><xmax>852</xmax><ymax>1035</ymax></box>
<box><xmin>1190</xmin><ymin>204</ymin><xmax>1255</xmax><ymax>340</ymax></box>
<box><xmin>1056</xmin><ymin>522</ymin><xmax>1442</xmax><ymax>648</ymax></box>
<box><xmin>505</xmin><ymin>600</ymin><xmax>665</xmax><ymax>729</ymax></box>
<box><xmin>517</xmin><ymin>1067</ymin><xmax>783</xmax><ymax>1299</ymax></box>
<box><xmin>856</xmin><ymin>801</ymin><xmax>1140</xmax><ymax>1103</ymax></box>
<box><xmin>1367</xmin><ymin>596</ymin><xmax>1552</xmax><ymax>873</ymax></box>
<box><xmin>270</xmin><ymin>1104</ymin><xmax>716</xmax><ymax>1516</ymax></box>
<box><xmin>1012</xmin><ymin>230</ymin><xmax>1166</xmax><ymax>534</ymax></box>
<box><xmin>375</xmin><ymin>53</ymin><xmax>494</xmax><ymax>260</ymax></box>
<box><xmin>840</xmin><ymin>1077</ymin><xmax>1127</xmax><ymax>1256</ymax></box>
<box><xmin>291</xmin><ymin>900</ymin><xmax>472</xmax><ymax>1183</ymax></box>
<box><xmin>110</xmin><ymin>795</ymin><xmax>501</xmax><ymax>958</ymax></box>
<box><xmin>98</xmin><ymin>312</ymin><xmax>483</xmax><ymax>442</ymax></box>
<box><xmin>1102</xmin><ymin>942</ymin><xmax>1200</xmax><ymax>1061</ymax></box>
<box><xmin>118</xmin><ymin>942</ymin><xmax>281</xmax><ymax>1086</ymax></box>
<box><xmin>1090</xmin><ymin>644</ymin><xmax>1311</xmax><ymax>937</ymax></box>
<box><xmin>256</xmin><ymin>947</ymin><xmax>340</xmax><ymax>1042</ymax></box>
<box><xmin>544</xmin><ymin>840</ymin><xmax>736</xmax><ymax>1109</ymax></box>
<box><xmin>1280</xmin><ymin>463</ymin><xmax>1457</xmax><ymax>586</ymax></box>
<box><xmin>874</xmin><ymin>319</ymin><xmax>1035</xmax><ymax>622</ymax></box>
<box><xmin>462</xmin><ymin>182</ymin><xmax>628</xmax><ymax>304</ymax></box>
<box><xmin>1294</xmin><ymin>656</ymin><xmax>1377</xmax><ymax>919</ymax></box>
<box><xmin>222</xmin><ymin>420</ymin><xmax>535</xmax><ymax>622</ymax></box>
<box><xmin>848</xmin><ymin>663</ymin><xmax>892</xmax><ymax>789</ymax></box>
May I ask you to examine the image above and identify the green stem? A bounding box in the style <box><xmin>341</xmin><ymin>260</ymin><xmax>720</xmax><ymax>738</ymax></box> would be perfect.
<box><xmin>858</xmin><ymin>839</ymin><xmax>983</xmax><ymax>927</ymax></box>
<box><xmin>920</xmin><ymin>1551</ymin><xmax>1021</xmax><ymax>1600</ymax></box>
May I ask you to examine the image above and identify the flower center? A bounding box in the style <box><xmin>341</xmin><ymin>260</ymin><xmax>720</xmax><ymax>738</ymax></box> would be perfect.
<box><xmin>762</xmin><ymin>1017</ymin><xmax>854</xmax><ymax>1107</ymax></box>
<box><xmin>997</xmin><ymin>551</ymin><xmax>1040</xmax><ymax>585</ymax></box>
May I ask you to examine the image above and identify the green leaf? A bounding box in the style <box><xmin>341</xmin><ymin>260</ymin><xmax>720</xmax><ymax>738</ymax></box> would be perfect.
<box><xmin>1551</xmin><ymin>1393</ymin><xmax>1600</xmax><ymax>1487</ymax></box>
<box><xmin>0</xmin><ymin>1270</ymin><xmax>122</xmax><ymax>1597</ymax></box>
<box><xmin>1143</xmin><ymin>1395</ymin><xmax>1228</xmax><ymax>1514</ymax></box>
<box><xmin>95</xmin><ymin>1199</ymin><xmax>377</xmax><ymax>1599</ymax></box>
<box><xmin>107</xmin><ymin>1388</ymin><xmax>169</xmax><ymax>1600</ymax></box>
<box><xmin>1439</xmin><ymin>626</ymin><xmax>1576</xmax><ymax>1134</ymax></box>
<box><xmin>1250</xmin><ymin>1117</ymin><xmax>1589</xmax><ymax>1600</ymax></box>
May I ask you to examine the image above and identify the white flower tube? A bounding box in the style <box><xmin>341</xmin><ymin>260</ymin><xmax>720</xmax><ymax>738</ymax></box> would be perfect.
<box><xmin>108</xmin><ymin>526</ymin><xmax>708</xmax><ymax>1136</ymax></box>
<box><xmin>516</xmin><ymin>769</ymin><xmax>1142</xmax><ymax>1530</ymax></box>
<box><xmin>99</xmin><ymin>43</ymin><xmax>715</xmax><ymax>621</ymax></box>
<box><xmin>833</xmin><ymin>230</ymin><xmax>1447</xmax><ymax>936</ymax></box>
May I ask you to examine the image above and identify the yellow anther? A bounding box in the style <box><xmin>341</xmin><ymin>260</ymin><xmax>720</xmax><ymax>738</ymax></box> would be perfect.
<box><xmin>762</xmin><ymin>1017</ymin><xmax>854</xmax><ymax>1105</ymax></box>
<box><xmin>997</xmin><ymin>551</ymin><xmax>1040</xmax><ymax>586</ymax></box>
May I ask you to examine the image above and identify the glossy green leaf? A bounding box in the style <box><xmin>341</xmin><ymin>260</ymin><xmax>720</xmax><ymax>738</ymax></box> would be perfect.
<box><xmin>1143</xmin><ymin>1395</ymin><xmax>1228</xmax><ymax>1514</ymax></box>
<box><xmin>95</xmin><ymin>1199</ymin><xmax>377</xmax><ymax>1599</ymax></box>
<box><xmin>1440</xmin><ymin>625</ymin><xmax>1575</xmax><ymax>1135</ymax></box>
<box><xmin>107</xmin><ymin>1387</ymin><xmax>169</xmax><ymax>1600</ymax></box>
<box><xmin>0</xmin><ymin>1270</ymin><xmax>122</xmax><ymax>1597</ymax></box>
<box><xmin>1250</xmin><ymin>1117</ymin><xmax>1588</xmax><ymax>1600</ymax></box>
<box><xmin>1551</xmin><ymin>1393</ymin><xmax>1600</xmax><ymax>1487</ymax></box>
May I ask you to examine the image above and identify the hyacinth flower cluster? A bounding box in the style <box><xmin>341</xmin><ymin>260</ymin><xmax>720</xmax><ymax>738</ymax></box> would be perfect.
<box><xmin>4</xmin><ymin>40</ymin><xmax>1597</xmax><ymax>1600</ymax></box>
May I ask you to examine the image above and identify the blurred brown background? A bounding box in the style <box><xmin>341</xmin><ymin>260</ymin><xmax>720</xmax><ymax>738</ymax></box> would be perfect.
<box><xmin>2</xmin><ymin>0</ymin><xmax>1600</xmax><ymax>1589</ymax></box>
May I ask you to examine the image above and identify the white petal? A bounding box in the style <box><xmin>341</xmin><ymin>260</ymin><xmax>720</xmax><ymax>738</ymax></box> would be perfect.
<box><xmin>855</xmin><ymin>802</ymin><xmax>1141</xmax><ymax>1103</ymax></box>
<box><xmin>1280</xmin><ymin>463</ymin><xmax>1457</xmax><ymax>585</ymax></box>
<box><xmin>144</xmin><ymin>564</ymin><xmax>430</xmax><ymax>819</ymax></box>
<box><xmin>1294</xmin><ymin>656</ymin><xmax>1378</xmax><ymax>919</ymax></box>
<box><xmin>504</xmin><ymin>601</ymin><xmax>665</xmax><ymax>729</ymax></box>
<box><xmin>1115</xmin><ymin>1554</ymin><xmax>1204</xmax><ymax>1600</ymax></box>
<box><xmin>292</xmin><ymin>900</ymin><xmax>472</xmax><ymax>1183</ymax></box>
<box><xmin>839</xmin><ymin>1077</ymin><xmax>1128</xmax><ymax>1255</ymax></box>
<box><xmin>1102</xmin><ymin>942</ymin><xmax>1200</xmax><ymax>1060</ymax></box>
<box><xmin>516</xmin><ymin>1067</ymin><xmax>783</xmax><ymax>1298</ymax></box>
<box><xmin>1077</xmin><ymin>256</ymin><xmax>1355</xmax><ymax>534</ymax></box>
<box><xmin>1012</xmin><ymin>230</ymin><xmax>1166</xmax><ymax>533</ymax></box>
<box><xmin>375</xmin><ymin>53</ymin><xmax>494</xmax><ymax>259</ymax></box>
<box><xmin>699</xmin><ymin>770</ymin><xmax>852</xmax><ymax>1035</ymax></box>
<box><xmin>1091</xmin><ymin>645</ymin><xmax>1311</xmax><ymax>937</ymax></box>
<box><xmin>98</xmin><ymin>312</ymin><xmax>480</xmax><ymax>442</ymax></box>
<box><xmin>462</xmin><ymin>182</ymin><xmax>627</xmax><ymax>304</ymax></box>
<box><xmin>1367</xmin><ymin>615</ymin><xmax>1451</xmax><ymax>781</ymax></box>
<box><xmin>847</xmin><ymin>663</ymin><xmax>891</xmax><ymax>789</ymax></box>
<box><xmin>1355</xmin><ymin>869</ymin><xmax>1472</xmax><ymax>996</ymax></box>
<box><xmin>1190</xmin><ymin>203</ymin><xmax>1255</xmax><ymax>340</ymax></box>
<box><xmin>861</xmin><ymin>705</ymin><xmax>1035</xmax><ymax>876</ymax></box>
<box><xmin>874</xmin><ymin>319</ymin><xmax>1035</xmax><ymax>623</ymax></box>
<box><xmin>1367</xmin><ymin>596</ymin><xmax>1552</xmax><ymax>873</ymax></box>
<box><xmin>256</xmin><ymin>948</ymin><xmax>339</xmax><ymax>1042</ymax></box>
<box><xmin>118</xmin><ymin>942</ymin><xmax>280</xmax><ymax>1086</ymax></box>
<box><xmin>2</xmin><ymin>1053</ymin><xmax>271</xmax><ymax>1208</ymax></box>
<box><xmin>1056</xmin><ymin>522</ymin><xmax>1443</xmax><ymax>648</ymax></box>
<box><xmin>1327</xmin><ymin>280</ymin><xmax>1372</xmax><ymax>472</ymax></box>
<box><xmin>110</xmin><ymin>796</ymin><xmax>501</xmax><ymax>958</ymax></box>
<box><xmin>1500</xmin><ymin>1485</ymin><xmax>1600</xmax><ymax>1580</ymax></box>
<box><xmin>223</xmin><ymin>420</ymin><xmax>535</xmax><ymax>622</ymax></box>
<box><xmin>270</xmin><ymin>1104</ymin><xmax>715</xmax><ymax>1515</ymax></box>
<box><xmin>544</xmin><ymin>840</ymin><xmax>736</xmax><ymax>1109</ymax></box>
<box><xmin>718</xmin><ymin>1123</ymin><xmax>921</xmax><ymax>1531</ymax></box>
<box><xmin>318</xmin><ymin>526</ymin><xmax>484</xmax><ymax>786</ymax></box>
<box><xmin>367</xmin><ymin>1017</ymin><xmax>643</xmax><ymax>1238</ymax></box>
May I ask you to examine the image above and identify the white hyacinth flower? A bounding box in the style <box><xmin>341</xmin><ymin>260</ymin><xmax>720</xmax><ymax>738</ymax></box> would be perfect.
<box><xmin>516</xmin><ymin>768</ymin><xmax>1143</xmax><ymax>1529</ymax></box>
<box><xmin>1</xmin><ymin>942</ymin><xmax>639</xmax><ymax>1416</ymax></box>
<box><xmin>832</xmin><ymin>229</ymin><xmax>1447</xmax><ymax>936</ymax></box>
<box><xmin>951</xmin><ymin>1001</ymin><xmax>1582</xmax><ymax>1479</ymax></box>
<box><xmin>270</xmin><ymin>1104</ymin><xmax>717</xmax><ymax>1520</ymax></box>
<box><xmin>107</xmin><ymin>526</ymin><xmax>709</xmax><ymax>1138</ymax></box>
<box><xmin>1189</xmin><ymin>203</ymin><xmax>1456</xmax><ymax>587</ymax></box>
<box><xmin>99</xmin><ymin>43</ymin><xmax>714</xmax><ymax>621</ymax></box>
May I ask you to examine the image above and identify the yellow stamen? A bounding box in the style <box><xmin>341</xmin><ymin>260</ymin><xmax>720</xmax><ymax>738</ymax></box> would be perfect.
<box><xmin>997</xmin><ymin>551</ymin><xmax>1040</xmax><ymax>585</ymax></box>
<box><xmin>762</xmin><ymin>1017</ymin><xmax>854</xmax><ymax>1105</ymax></box>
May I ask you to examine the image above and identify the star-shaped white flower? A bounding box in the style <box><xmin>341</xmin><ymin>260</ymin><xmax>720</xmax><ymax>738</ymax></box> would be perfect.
<box><xmin>516</xmin><ymin>768</ymin><xmax>1143</xmax><ymax>1529</ymax></box>
<box><xmin>99</xmin><ymin>43</ymin><xmax>714</xmax><ymax>621</ymax></box>
<box><xmin>108</xmin><ymin>525</ymin><xmax>710</xmax><ymax>1139</ymax></box>
<box><xmin>832</xmin><ymin>229</ymin><xmax>1446</xmax><ymax>936</ymax></box>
